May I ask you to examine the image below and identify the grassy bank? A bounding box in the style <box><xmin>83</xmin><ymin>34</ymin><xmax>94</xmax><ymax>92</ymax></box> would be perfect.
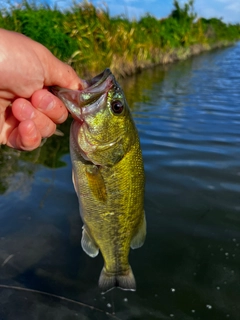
<box><xmin>0</xmin><ymin>0</ymin><xmax>239</xmax><ymax>78</ymax></box>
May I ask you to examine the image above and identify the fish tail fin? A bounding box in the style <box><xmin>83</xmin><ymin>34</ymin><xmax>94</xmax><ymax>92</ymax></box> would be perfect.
<box><xmin>99</xmin><ymin>266</ymin><xmax>136</xmax><ymax>294</ymax></box>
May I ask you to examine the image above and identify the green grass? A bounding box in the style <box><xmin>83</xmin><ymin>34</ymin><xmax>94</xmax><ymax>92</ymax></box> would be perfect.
<box><xmin>0</xmin><ymin>0</ymin><xmax>239</xmax><ymax>77</ymax></box>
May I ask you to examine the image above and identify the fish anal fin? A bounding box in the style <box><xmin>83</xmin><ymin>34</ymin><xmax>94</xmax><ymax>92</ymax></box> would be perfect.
<box><xmin>130</xmin><ymin>212</ymin><xmax>147</xmax><ymax>249</ymax></box>
<box><xmin>86</xmin><ymin>165</ymin><xmax>107</xmax><ymax>202</ymax></box>
<box><xmin>81</xmin><ymin>226</ymin><xmax>99</xmax><ymax>258</ymax></box>
<box><xmin>99</xmin><ymin>266</ymin><xmax>136</xmax><ymax>294</ymax></box>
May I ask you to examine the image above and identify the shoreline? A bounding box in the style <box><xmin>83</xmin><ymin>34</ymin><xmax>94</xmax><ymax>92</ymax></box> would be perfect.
<box><xmin>108</xmin><ymin>41</ymin><xmax>235</xmax><ymax>79</ymax></box>
<box><xmin>1</xmin><ymin>1</ymin><xmax>239</xmax><ymax>81</ymax></box>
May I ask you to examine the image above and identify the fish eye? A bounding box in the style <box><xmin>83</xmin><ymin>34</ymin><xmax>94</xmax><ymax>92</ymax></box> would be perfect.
<box><xmin>111</xmin><ymin>100</ymin><xmax>124</xmax><ymax>114</ymax></box>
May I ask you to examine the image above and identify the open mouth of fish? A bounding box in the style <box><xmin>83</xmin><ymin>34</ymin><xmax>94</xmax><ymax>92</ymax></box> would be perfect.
<box><xmin>50</xmin><ymin>68</ymin><xmax>116</xmax><ymax>121</ymax></box>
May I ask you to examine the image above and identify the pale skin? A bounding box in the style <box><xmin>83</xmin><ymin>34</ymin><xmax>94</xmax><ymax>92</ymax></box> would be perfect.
<box><xmin>0</xmin><ymin>28</ymin><xmax>84</xmax><ymax>151</ymax></box>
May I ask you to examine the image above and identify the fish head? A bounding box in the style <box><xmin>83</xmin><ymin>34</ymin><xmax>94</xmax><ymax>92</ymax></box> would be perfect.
<box><xmin>50</xmin><ymin>69</ymin><xmax>137</xmax><ymax>166</ymax></box>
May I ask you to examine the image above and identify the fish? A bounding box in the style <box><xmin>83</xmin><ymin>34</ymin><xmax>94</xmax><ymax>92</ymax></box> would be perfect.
<box><xmin>50</xmin><ymin>68</ymin><xmax>146</xmax><ymax>293</ymax></box>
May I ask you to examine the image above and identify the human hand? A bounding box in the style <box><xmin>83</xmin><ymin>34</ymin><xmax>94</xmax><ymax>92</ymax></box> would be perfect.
<box><xmin>0</xmin><ymin>28</ymin><xmax>83</xmax><ymax>151</ymax></box>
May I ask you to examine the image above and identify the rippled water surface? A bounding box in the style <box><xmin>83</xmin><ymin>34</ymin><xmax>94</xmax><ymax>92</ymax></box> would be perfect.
<box><xmin>1</xmin><ymin>43</ymin><xmax>240</xmax><ymax>320</ymax></box>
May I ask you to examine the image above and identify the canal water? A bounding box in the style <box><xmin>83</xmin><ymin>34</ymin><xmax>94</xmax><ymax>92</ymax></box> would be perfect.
<box><xmin>0</xmin><ymin>43</ymin><xmax>240</xmax><ymax>320</ymax></box>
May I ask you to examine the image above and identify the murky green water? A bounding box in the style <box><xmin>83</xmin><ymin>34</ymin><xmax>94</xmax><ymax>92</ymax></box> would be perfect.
<box><xmin>0</xmin><ymin>43</ymin><xmax>240</xmax><ymax>320</ymax></box>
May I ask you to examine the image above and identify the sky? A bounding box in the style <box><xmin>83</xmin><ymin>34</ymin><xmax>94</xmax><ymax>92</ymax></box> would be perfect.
<box><xmin>70</xmin><ymin>0</ymin><xmax>240</xmax><ymax>24</ymax></box>
<box><xmin>6</xmin><ymin>0</ymin><xmax>239</xmax><ymax>24</ymax></box>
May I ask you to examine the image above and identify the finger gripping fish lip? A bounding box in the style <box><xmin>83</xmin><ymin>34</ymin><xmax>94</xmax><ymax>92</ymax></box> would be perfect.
<box><xmin>50</xmin><ymin>69</ymin><xmax>115</xmax><ymax>121</ymax></box>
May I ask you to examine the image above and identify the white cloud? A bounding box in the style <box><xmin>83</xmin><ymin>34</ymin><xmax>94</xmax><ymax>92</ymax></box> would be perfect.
<box><xmin>51</xmin><ymin>0</ymin><xmax>240</xmax><ymax>23</ymax></box>
<box><xmin>213</xmin><ymin>0</ymin><xmax>240</xmax><ymax>11</ymax></box>
<box><xmin>194</xmin><ymin>0</ymin><xmax>240</xmax><ymax>23</ymax></box>
<box><xmin>215</xmin><ymin>0</ymin><xmax>233</xmax><ymax>3</ymax></box>
<box><xmin>107</xmin><ymin>3</ymin><xmax>145</xmax><ymax>19</ymax></box>
<box><xmin>226</xmin><ymin>2</ymin><xmax>240</xmax><ymax>11</ymax></box>
<box><xmin>123</xmin><ymin>0</ymin><xmax>138</xmax><ymax>3</ymax></box>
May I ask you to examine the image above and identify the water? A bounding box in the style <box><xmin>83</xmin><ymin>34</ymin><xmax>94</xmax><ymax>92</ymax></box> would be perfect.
<box><xmin>0</xmin><ymin>43</ymin><xmax>240</xmax><ymax>319</ymax></box>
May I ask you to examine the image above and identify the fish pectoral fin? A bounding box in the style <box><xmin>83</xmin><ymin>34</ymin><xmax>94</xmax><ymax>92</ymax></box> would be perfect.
<box><xmin>130</xmin><ymin>212</ymin><xmax>147</xmax><ymax>249</ymax></box>
<box><xmin>81</xmin><ymin>226</ymin><xmax>99</xmax><ymax>258</ymax></box>
<box><xmin>72</xmin><ymin>170</ymin><xmax>78</xmax><ymax>194</ymax></box>
<box><xmin>85</xmin><ymin>165</ymin><xmax>107</xmax><ymax>202</ymax></box>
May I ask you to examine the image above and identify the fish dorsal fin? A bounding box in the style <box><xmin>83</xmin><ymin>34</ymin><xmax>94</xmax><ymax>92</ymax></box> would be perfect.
<box><xmin>130</xmin><ymin>212</ymin><xmax>147</xmax><ymax>249</ymax></box>
<box><xmin>85</xmin><ymin>165</ymin><xmax>107</xmax><ymax>202</ymax></box>
<box><xmin>81</xmin><ymin>226</ymin><xmax>99</xmax><ymax>258</ymax></box>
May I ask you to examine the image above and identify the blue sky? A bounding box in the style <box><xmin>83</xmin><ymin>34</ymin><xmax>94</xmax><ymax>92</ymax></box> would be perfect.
<box><xmin>56</xmin><ymin>0</ymin><xmax>240</xmax><ymax>24</ymax></box>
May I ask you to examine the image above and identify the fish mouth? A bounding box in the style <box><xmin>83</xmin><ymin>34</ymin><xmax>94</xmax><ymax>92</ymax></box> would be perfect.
<box><xmin>50</xmin><ymin>68</ymin><xmax>116</xmax><ymax>121</ymax></box>
<box><xmin>85</xmin><ymin>68</ymin><xmax>112</xmax><ymax>88</ymax></box>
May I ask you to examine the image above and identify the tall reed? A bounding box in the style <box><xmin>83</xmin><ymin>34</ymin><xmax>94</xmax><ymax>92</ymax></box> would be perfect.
<box><xmin>0</xmin><ymin>0</ymin><xmax>239</xmax><ymax>77</ymax></box>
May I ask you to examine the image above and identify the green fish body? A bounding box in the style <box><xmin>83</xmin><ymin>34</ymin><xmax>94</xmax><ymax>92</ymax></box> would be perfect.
<box><xmin>51</xmin><ymin>69</ymin><xmax>146</xmax><ymax>293</ymax></box>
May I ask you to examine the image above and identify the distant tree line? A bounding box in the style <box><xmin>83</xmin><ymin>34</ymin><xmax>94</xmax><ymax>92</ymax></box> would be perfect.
<box><xmin>0</xmin><ymin>0</ymin><xmax>239</xmax><ymax>77</ymax></box>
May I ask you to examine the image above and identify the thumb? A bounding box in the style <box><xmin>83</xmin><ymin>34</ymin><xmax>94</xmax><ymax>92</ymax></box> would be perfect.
<box><xmin>42</xmin><ymin>48</ymin><xmax>84</xmax><ymax>90</ymax></box>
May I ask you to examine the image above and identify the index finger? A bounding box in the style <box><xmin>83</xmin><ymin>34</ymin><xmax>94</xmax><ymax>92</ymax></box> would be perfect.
<box><xmin>31</xmin><ymin>89</ymin><xmax>68</xmax><ymax>123</ymax></box>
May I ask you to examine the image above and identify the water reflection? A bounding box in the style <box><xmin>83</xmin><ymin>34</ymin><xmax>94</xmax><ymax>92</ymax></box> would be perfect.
<box><xmin>1</xmin><ymin>43</ymin><xmax>240</xmax><ymax>319</ymax></box>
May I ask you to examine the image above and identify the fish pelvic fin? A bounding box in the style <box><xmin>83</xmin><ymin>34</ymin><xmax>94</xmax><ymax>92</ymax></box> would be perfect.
<box><xmin>99</xmin><ymin>266</ymin><xmax>136</xmax><ymax>294</ymax></box>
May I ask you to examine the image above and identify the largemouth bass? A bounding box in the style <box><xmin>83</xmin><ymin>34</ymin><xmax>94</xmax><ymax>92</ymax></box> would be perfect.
<box><xmin>51</xmin><ymin>69</ymin><xmax>146</xmax><ymax>293</ymax></box>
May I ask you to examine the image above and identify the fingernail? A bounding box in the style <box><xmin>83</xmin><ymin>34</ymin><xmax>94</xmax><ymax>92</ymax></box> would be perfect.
<box><xmin>58</xmin><ymin>113</ymin><xmax>67</xmax><ymax>123</ymax></box>
<box><xmin>38</xmin><ymin>94</ymin><xmax>54</xmax><ymax>111</ymax></box>
<box><xmin>21</xmin><ymin>103</ymin><xmax>35</xmax><ymax>120</ymax></box>
<box><xmin>25</xmin><ymin>121</ymin><xmax>38</xmax><ymax>138</ymax></box>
